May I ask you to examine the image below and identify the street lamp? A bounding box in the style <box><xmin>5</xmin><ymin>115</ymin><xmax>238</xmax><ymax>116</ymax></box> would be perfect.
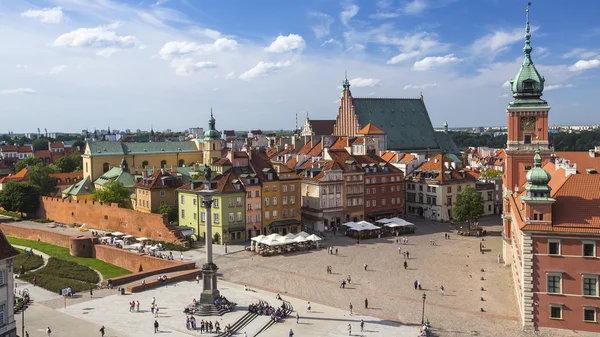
<box><xmin>421</xmin><ymin>293</ymin><xmax>427</xmax><ymax>325</ymax></box>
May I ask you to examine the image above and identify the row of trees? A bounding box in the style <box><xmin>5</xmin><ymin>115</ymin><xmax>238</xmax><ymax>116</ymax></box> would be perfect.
<box><xmin>15</xmin><ymin>154</ymin><xmax>83</xmax><ymax>173</ymax></box>
<box><xmin>450</xmin><ymin>130</ymin><xmax>600</xmax><ymax>151</ymax></box>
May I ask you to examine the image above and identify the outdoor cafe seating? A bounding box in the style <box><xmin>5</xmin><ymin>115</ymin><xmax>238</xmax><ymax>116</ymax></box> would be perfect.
<box><xmin>249</xmin><ymin>232</ymin><xmax>322</xmax><ymax>256</ymax></box>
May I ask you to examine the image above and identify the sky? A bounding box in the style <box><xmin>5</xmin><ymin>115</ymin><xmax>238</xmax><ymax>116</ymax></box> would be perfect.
<box><xmin>1</xmin><ymin>0</ymin><xmax>600</xmax><ymax>134</ymax></box>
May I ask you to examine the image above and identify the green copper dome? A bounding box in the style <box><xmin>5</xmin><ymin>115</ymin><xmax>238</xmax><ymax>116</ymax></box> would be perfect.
<box><xmin>522</xmin><ymin>142</ymin><xmax>553</xmax><ymax>202</ymax></box>
<box><xmin>204</xmin><ymin>109</ymin><xmax>221</xmax><ymax>140</ymax></box>
<box><xmin>510</xmin><ymin>5</ymin><xmax>546</xmax><ymax>104</ymax></box>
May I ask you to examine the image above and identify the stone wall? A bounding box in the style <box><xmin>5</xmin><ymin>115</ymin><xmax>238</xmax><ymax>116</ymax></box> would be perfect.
<box><xmin>0</xmin><ymin>224</ymin><xmax>71</xmax><ymax>248</ymax></box>
<box><xmin>126</xmin><ymin>269</ymin><xmax>201</xmax><ymax>293</ymax></box>
<box><xmin>94</xmin><ymin>245</ymin><xmax>195</xmax><ymax>273</ymax></box>
<box><xmin>37</xmin><ymin>197</ymin><xmax>184</xmax><ymax>244</ymax></box>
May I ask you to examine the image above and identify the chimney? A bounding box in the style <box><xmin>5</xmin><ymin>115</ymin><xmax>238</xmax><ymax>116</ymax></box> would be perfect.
<box><xmin>142</xmin><ymin>170</ymin><xmax>148</xmax><ymax>179</ymax></box>
<box><xmin>420</xmin><ymin>92</ymin><xmax>424</xmax><ymax>101</ymax></box>
<box><xmin>589</xmin><ymin>149</ymin><xmax>596</xmax><ymax>158</ymax></box>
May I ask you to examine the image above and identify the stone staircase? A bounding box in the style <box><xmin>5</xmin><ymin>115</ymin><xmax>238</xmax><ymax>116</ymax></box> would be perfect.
<box><xmin>193</xmin><ymin>303</ymin><xmax>230</xmax><ymax>316</ymax></box>
<box><xmin>252</xmin><ymin>300</ymin><xmax>294</xmax><ymax>337</ymax></box>
<box><xmin>216</xmin><ymin>311</ymin><xmax>259</xmax><ymax>337</ymax></box>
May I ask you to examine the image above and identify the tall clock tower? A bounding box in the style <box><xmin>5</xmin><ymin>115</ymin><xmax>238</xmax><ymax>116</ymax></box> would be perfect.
<box><xmin>504</xmin><ymin>4</ymin><xmax>550</xmax><ymax>193</ymax></box>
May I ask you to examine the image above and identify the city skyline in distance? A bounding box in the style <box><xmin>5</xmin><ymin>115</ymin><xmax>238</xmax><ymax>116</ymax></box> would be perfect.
<box><xmin>1</xmin><ymin>0</ymin><xmax>600</xmax><ymax>133</ymax></box>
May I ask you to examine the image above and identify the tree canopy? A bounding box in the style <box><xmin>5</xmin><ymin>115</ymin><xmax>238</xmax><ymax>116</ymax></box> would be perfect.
<box><xmin>158</xmin><ymin>204</ymin><xmax>178</xmax><ymax>222</ymax></box>
<box><xmin>453</xmin><ymin>186</ymin><xmax>484</xmax><ymax>224</ymax></box>
<box><xmin>93</xmin><ymin>180</ymin><xmax>131</xmax><ymax>208</ymax></box>
<box><xmin>450</xmin><ymin>130</ymin><xmax>600</xmax><ymax>152</ymax></box>
<box><xmin>32</xmin><ymin>138</ymin><xmax>50</xmax><ymax>152</ymax></box>
<box><xmin>54</xmin><ymin>154</ymin><xmax>83</xmax><ymax>173</ymax></box>
<box><xmin>15</xmin><ymin>157</ymin><xmax>42</xmax><ymax>172</ymax></box>
<box><xmin>481</xmin><ymin>168</ymin><xmax>503</xmax><ymax>179</ymax></box>
<box><xmin>0</xmin><ymin>182</ymin><xmax>40</xmax><ymax>217</ymax></box>
<box><xmin>28</xmin><ymin>163</ymin><xmax>57</xmax><ymax>196</ymax></box>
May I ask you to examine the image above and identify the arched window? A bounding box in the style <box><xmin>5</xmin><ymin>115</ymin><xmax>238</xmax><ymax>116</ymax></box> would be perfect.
<box><xmin>142</xmin><ymin>160</ymin><xmax>149</xmax><ymax>168</ymax></box>
<box><xmin>178</xmin><ymin>159</ymin><xmax>185</xmax><ymax>167</ymax></box>
<box><xmin>85</xmin><ymin>162</ymin><xmax>88</xmax><ymax>172</ymax></box>
<box><xmin>212</xmin><ymin>143</ymin><xmax>216</xmax><ymax>151</ymax></box>
<box><xmin>102</xmin><ymin>163</ymin><xmax>110</xmax><ymax>173</ymax></box>
<box><xmin>160</xmin><ymin>160</ymin><xmax>167</xmax><ymax>168</ymax></box>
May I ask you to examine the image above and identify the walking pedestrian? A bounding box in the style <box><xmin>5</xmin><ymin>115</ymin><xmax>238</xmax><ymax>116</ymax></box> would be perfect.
<box><xmin>155</xmin><ymin>306</ymin><xmax>160</xmax><ymax>318</ymax></box>
<box><xmin>364</xmin><ymin>263</ymin><xmax>368</xmax><ymax>271</ymax></box>
<box><xmin>154</xmin><ymin>320</ymin><xmax>159</xmax><ymax>333</ymax></box>
<box><xmin>196</xmin><ymin>275</ymin><xmax>200</xmax><ymax>284</ymax></box>
<box><xmin>33</xmin><ymin>277</ymin><xmax>37</xmax><ymax>287</ymax></box>
<box><xmin>360</xmin><ymin>319</ymin><xmax>364</xmax><ymax>332</ymax></box>
<box><xmin>349</xmin><ymin>303</ymin><xmax>353</xmax><ymax>315</ymax></box>
<box><xmin>418</xmin><ymin>281</ymin><xmax>422</xmax><ymax>290</ymax></box>
<box><xmin>307</xmin><ymin>301</ymin><xmax>311</xmax><ymax>312</ymax></box>
<box><xmin>407</xmin><ymin>251</ymin><xmax>410</xmax><ymax>259</ymax></box>
<box><xmin>296</xmin><ymin>312</ymin><xmax>299</xmax><ymax>323</ymax></box>
<box><xmin>137</xmin><ymin>300</ymin><xmax>140</xmax><ymax>312</ymax></box>
<box><xmin>335</xmin><ymin>248</ymin><xmax>338</xmax><ymax>255</ymax></box>
<box><xmin>414</xmin><ymin>280</ymin><xmax>418</xmax><ymax>290</ymax></box>
<box><xmin>347</xmin><ymin>275</ymin><xmax>351</xmax><ymax>284</ymax></box>
<box><xmin>398</xmin><ymin>247</ymin><xmax>401</xmax><ymax>254</ymax></box>
<box><xmin>365</xmin><ymin>298</ymin><xmax>368</xmax><ymax>309</ymax></box>
<box><xmin>289</xmin><ymin>328</ymin><xmax>294</xmax><ymax>337</ymax></box>
<box><xmin>180</xmin><ymin>253</ymin><xmax>184</xmax><ymax>261</ymax></box>
<box><xmin>403</xmin><ymin>261</ymin><xmax>408</xmax><ymax>269</ymax></box>
<box><xmin>46</xmin><ymin>327</ymin><xmax>52</xmax><ymax>337</ymax></box>
<box><xmin>90</xmin><ymin>287</ymin><xmax>93</xmax><ymax>298</ymax></box>
<box><xmin>99</xmin><ymin>325</ymin><xmax>105</xmax><ymax>337</ymax></box>
<box><xmin>440</xmin><ymin>285</ymin><xmax>445</xmax><ymax>296</ymax></box>
<box><xmin>348</xmin><ymin>323</ymin><xmax>352</xmax><ymax>336</ymax></box>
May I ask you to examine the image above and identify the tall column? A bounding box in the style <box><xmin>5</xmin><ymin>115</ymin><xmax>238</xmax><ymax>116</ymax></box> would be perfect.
<box><xmin>204</xmin><ymin>195</ymin><xmax>213</xmax><ymax>264</ymax></box>
<box><xmin>198</xmin><ymin>174</ymin><xmax>220</xmax><ymax>307</ymax></box>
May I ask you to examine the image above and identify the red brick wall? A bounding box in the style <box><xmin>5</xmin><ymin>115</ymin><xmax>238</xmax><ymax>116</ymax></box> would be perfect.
<box><xmin>37</xmin><ymin>197</ymin><xmax>183</xmax><ymax>243</ymax></box>
<box><xmin>0</xmin><ymin>223</ymin><xmax>71</xmax><ymax>248</ymax></box>
<box><xmin>126</xmin><ymin>269</ymin><xmax>201</xmax><ymax>293</ymax></box>
<box><xmin>94</xmin><ymin>245</ymin><xmax>195</xmax><ymax>272</ymax></box>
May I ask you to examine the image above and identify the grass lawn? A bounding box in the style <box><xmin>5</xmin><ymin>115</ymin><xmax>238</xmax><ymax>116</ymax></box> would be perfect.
<box><xmin>7</xmin><ymin>237</ymin><xmax>130</xmax><ymax>279</ymax></box>
<box><xmin>14</xmin><ymin>249</ymin><xmax>44</xmax><ymax>273</ymax></box>
<box><xmin>22</xmin><ymin>257</ymin><xmax>99</xmax><ymax>293</ymax></box>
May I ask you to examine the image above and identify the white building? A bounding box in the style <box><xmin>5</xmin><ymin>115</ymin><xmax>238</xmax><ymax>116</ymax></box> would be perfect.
<box><xmin>0</xmin><ymin>231</ymin><xmax>19</xmax><ymax>337</ymax></box>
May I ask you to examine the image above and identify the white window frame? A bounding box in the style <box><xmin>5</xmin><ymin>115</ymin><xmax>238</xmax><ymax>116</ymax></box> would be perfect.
<box><xmin>550</xmin><ymin>304</ymin><xmax>563</xmax><ymax>320</ymax></box>
<box><xmin>160</xmin><ymin>190</ymin><xmax>166</xmax><ymax>197</ymax></box>
<box><xmin>584</xmin><ymin>306</ymin><xmax>597</xmax><ymax>323</ymax></box>
<box><xmin>201</xmin><ymin>212</ymin><xmax>206</xmax><ymax>222</ymax></box>
<box><xmin>582</xmin><ymin>274</ymin><xmax>598</xmax><ymax>297</ymax></box>
<box><xmin>180</xmin><ymin>195</ymin><xmax>185</xmax><ymax>204</ymax></box>
<box><xmin>237</xmin><ymin>212</ymin><xmax>242</xmax><ymax>221</ymax></box>
<box><xmin>583</xmin><ymin>241</ymin><xmax>596</xmax><ymax>257</ymax></box>
<box><xmin>229</xmin><ymin>213</ymin><xmax>235</xmax><ymax>222</ymax></box>
<box><xmin>547</xmin><ymin>272</ymin><xmax>563</xmax><ymax>294</ymax></box>
<box><xmin>290</xmin><ymin>196</ymin><xmax>295</xmax><ymax>204</ymax></box>
<box><xmin>265</xmin><ymin>211</ymin><xmax>270</xmax><ymax>220</ymax></box>
<box><xmin>548</xmin><ymin>239</ymin><xmax>561</xmax><ymax>255</ymax></box>
<box><xmin>0</xmin><ymin>271</ymin><xmax>4</xmax><ymax>286</ymax></box>
<box><xmin>214</xmin><ymin>213</ymin><xmax>219</xmax><ymax>224</ymax></box>
<box><xmin>290</xmin><ymin>185</ymin><xmax>295</xmax><ymax>192</ymax></box>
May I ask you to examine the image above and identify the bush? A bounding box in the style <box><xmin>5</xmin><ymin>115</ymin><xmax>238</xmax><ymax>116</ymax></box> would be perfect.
<box><xmin>31</xmin><ymin>218</ymin><xmax>52</xmax><ymax>223</ymax></box>
<box><xmin>14</xmin><ymin>252</ymin><xmax>43</xmax><ymax>273</ymax></box>
<box><xmin>21</xmin><ymin>257</ymin><xmax>99</xmax><ymax>293</ymax></box>
<box><xmin>0</xmin><ymin>210</ymin><xmax>21</xmax><ymax>218</ymax></box>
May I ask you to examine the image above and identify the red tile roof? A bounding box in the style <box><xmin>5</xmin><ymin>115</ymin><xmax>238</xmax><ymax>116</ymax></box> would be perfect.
<box><xmin>18</xmin><ymin>146</ymin><xmax>33</xmax><ymax>153</ymax></box>
<box><xmin>307</xmin><ymin>140</ymin><xmax>323</xmax><ymax>157</ymax></box>
<box><xmin>381</xmin><ymin>152</ymin><xmax>397</xmax><ymax>163</ymax></box>
<box><xmin>408</xmin><ymin>154</ymin><xmax>478</xmax><ymax>182</ymax></box>
<box><xmin>1</xmin><ymin>145</ymin><xmax>17</xmax><ymax>152</ymax></box>
<box><xmin>50</xmin><ymin>172</ymin><xmax>83</xmax><ymax>186</ymax></box>
<box><xmin>0</xmin><ymin>167</ymin><xmax>28</xmax><ymax>183</ymax></box>
<box><xmin>136</xmin><ymin>169</ymin><xmax>183</xmax><ymax>190</ymax></box>
<box><xmin>297</xmin><ymin>140</ymin><xmax>313</xmax><ymax>155</ymax></box>
<box><xmin>554</xmin><ymin>151</ymin><xmax>600</xmax><ymax>173</ymax></box>
<box><xmin>50</xmin><ymin>142</ymin><xmax>64</xmax><ymax>149</ymax></box>
<box><xmin>357</xmin><ymin>123</ymin><xmax>386</xmax><ymax>135</ymax></box>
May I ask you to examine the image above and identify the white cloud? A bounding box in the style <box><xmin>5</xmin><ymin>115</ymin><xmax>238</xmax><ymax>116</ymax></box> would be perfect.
<box><xmin>169</xmin><ymin>58</ymin><xmax>217</xmax><ymax>76</ymax></box>
<box><xmin>16</xmin><ymin>64</ymin><xmax>28</xmax><ymax>69</ymax></box>
<box><xmin>387</xmin><ymin>51</ymin><xmax>420</xmax><ymax>64</ymax></box>
<box><xmin>21</xmin><ymin>7</ymin><xmax>63</xmax><ymax>24</ymax></box>
<box><xmin>49</xmin><ymin>65</ymin><xmax>67</xmax><ymax>75</ymax></box>
<box><xmin>413</xmin><ymin>54</ymin><xmax>462</xmax><ymax>71</ymax></box>
<box><xmin>225</xmin><ymin>71</ymin><xmax>235</xmax><ymax>79</ymax></box>
<box><xmin>403</xmin><ymin>83</ymin><xmax>437</xmax><ymax>90</ymax></box>
<box><xmin>51</xmin><ymin>23</ymin><xmax>139</xmax><ymax>50</ymax></box>
<box><xmin>321</xmin><ymin>39</ymin><xmax>342</xmax><ymax>47</ymax></box>
<box><xmin>309</xmin><ymin>12</ymin><xmax>333</xmax><ymax>39</ymax></box>
<box><xmin>0</xmin><ymin>88</ymin><xmax>38</xmax><ymax>95</ymax></box>
<box><xmin>159</xmin><ymin>38</ymin><xmax>238</xmax><ymax>59</ymax></box>
<box><xmin>239</xmin><ymin>61</ymin><xmax>291</xmax><ymax>81</ymax></box>
<box><xmin>403</xmin><ymin>0</ymin><xmax>428</xmax><ymax>15</ymax></box>
<box><xmin>96</xmin><ymin>47</ymin><xmax>120</xmax><ymax>57</ymax></box>
<box><xmin>471</xmin><ymin>27</ymin><xmax>532</xmax><ymax>57</ymax></box>
<box><xmin>340</xmin><ymin>3</ymin><xmax>359</xmax><ymax>26</ymax></box>
<box><xmin>569</xmin><ymin>59</ymin><xmax>600</xmax><ymax>71</ymax></box>
<box><xmin>347</xmin><ymin>44</ymin><xmax>366</xmax><ymax>52</ymax></box>
<box><xmin>498</xmin><ymin>93</ymin><xmax>509</xmax><ymax>98</ymax></box>
<box><xmin>502</xmin><ymin>81</ymin><xmax>511</xmax><ymax>88</ymax></box>
<box><xmin>350</xmin><ymin>78</ymin><xmax>380</xmax><ymax>87</ymax></box>
<box><xmin>545</xmin><ymin>84</ymin><xmax>573</xmax><ymax>91</ymax></box>
<box><xmin>562</xmin><ymin>48</ymin><xmax>587</xmax><ymax>59</ymax></box>
<box><xmin>264</xmin><ymin>34</ymin><xmax>305</xmax><ymax>53</ymax></box>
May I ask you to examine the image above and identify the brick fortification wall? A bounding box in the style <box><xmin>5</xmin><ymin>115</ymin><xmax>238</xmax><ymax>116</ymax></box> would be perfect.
<box><xmin>37</xmin><ymin>197</ymin><xmax>183</xmax><ymax>243</ymax></box>
<box><xmin>0</xmin><ymin>224</ymin><xmax>71</xmax><ymax>248</ymax></box>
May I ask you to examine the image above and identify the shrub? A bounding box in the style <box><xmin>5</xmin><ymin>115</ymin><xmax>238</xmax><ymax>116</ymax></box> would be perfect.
<box><xmin>14</xmin><ymin>252</ymin><xmax>43</xmax><ymax>273</ymax></box>
<box><xmin>20</xmin><ymin>257</ymin><xmax>99</xmax><ymax>293</ymax></box>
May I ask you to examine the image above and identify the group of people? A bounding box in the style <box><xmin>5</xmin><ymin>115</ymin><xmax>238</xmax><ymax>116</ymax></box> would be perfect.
<box><xmin>248</xmin><ymin>300</ymin><xmax>288</xmax><ymax>322</ymax></box>
<box><xmin>215</xmin><ymin>295</ymin><xmax>236</xmax><ymax>312</ymax></box>
<box><xmin>157</xmin><ymin>275</ymin><xmax>169</xmax><ymax>283</ymax></box>
<box><xmin>188</xmin><ymin>318</ymin><xmax>220</xmax><ymax>333</ymax></box>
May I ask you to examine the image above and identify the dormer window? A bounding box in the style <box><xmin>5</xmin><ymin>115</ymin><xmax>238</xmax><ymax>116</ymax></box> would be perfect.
<box><xmin>523</xmin><ymin>80</ymin><xmax>534</xmax><ymax>93</ymax></box>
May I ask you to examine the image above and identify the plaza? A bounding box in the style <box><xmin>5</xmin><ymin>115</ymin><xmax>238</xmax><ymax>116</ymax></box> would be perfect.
<box><xmin>13</xmin><ymin>217</ymin><xmax>548</xmax><ymax>337</ymax></box>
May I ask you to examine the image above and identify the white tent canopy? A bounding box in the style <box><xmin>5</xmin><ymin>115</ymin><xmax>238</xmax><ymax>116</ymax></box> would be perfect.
<box><xmin>344</xmin><ymin>221</ymin><xmax>381</xmax><ymax>231</ymax></box>
<box><xmin>283</xmin><ymin>233</ymin><xmax>297</xmax><ymax>239</ymax></box>
<box><xmin>375</xmin><ymin>219</ymin><xmax>393</xmax><ymax>224</ymax></box>
<box><xmin>136</xmin><ymin>237</ymin><xmax>150</xmax><ymax>242</ymax></box>
<box><xmin>122</xmin><ymin>235</ymin><xmax>134</xmax><ymax>239</ymax></box>
<box><xmin>259</xmin><ymin>236</ymin><xmax>284</xmax><ymax>246</ymax></box>
<box><xmin>111</xmin><ymin>232</ymin><xmax>125</xmax><ymax>237</ymax></box>
<box><xmin>276</xmin><ymin>236</ymin><xmax>295</xmax><ymax>245</ymax></box>
<box><xmin>306</xmin><ymin>234</ymin><xmax>322</xmax><ymax>241</ymax></box>
<box><xmin>251</xmin><ymin>235</ymin><xmax>265</xmax><ymax>242</ymax></box>
<box><xmin>296</xmin><ymin>231</ymin><xmax>311</xmax><ymax>238</ymax></box>
<box><xmin>293</xmin><ymin>236</ymin><xmax>307</xmax><ymax>243</ymax></box>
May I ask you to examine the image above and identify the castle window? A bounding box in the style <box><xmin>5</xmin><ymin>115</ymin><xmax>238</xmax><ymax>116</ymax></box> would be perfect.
<box><xmin>179</xmin><ymin>159</ymin><xmax>185</xmax><ymax>167</ymax></box>
<box><xmin>103</xmin><ymin>162</ymin><xmax>110</xmax><ymax>173</ymax></box>
<box><xmin>212</xmin><ymin>143</ymin><xmax>216</xmax><ymax>151</ymax></box>
<box><xmin>548</xmin><ymin>240</ymin><xmax>561</xmax><ymax>255</ymax></box>
<box><xmin>583</xmin><ymin>242</ymin><xmax>596</xmax><ymax>257</ymax></box>
<box><xmin>161</xmin><ymin>160</ymin><xmax>167</xmax><ymax>168</ymax></box>
<box><xmin>524</xmin><ymin>135</ymin><xmax>532</xmax><ymax>144</ymax></box>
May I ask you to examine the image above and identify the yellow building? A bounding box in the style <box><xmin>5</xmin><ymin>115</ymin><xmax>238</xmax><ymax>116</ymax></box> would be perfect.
<box><xmin>135</xmin><ymin>169</ymin><xmax>183</xmax><ymax>213</ymax></box>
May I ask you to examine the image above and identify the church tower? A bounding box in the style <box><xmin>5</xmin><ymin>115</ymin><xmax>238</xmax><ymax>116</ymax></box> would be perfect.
<box><xmin>504</xmin><ymin>3</ymin><xmax>550</xmax><ymax>193</ymax></box>
<box><xmin>203</xmin><ymin>109</ymin><xmax>222</xmax><ymax>165</ymax></box>
<box><xmin>521</xmin><ymin>143</ymin><xmax>555</xmax><ymax>224</ymax></box>
<box><xmin>333</xmin><ymin>72</ymin><xmax>360</xmax><ymax>137</ymax></box>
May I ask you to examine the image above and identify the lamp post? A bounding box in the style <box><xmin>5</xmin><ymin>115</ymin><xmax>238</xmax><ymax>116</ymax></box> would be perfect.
<box><xmin>421</xmin><ymin>293</ymin><xmax>427</xmax><ymax>325</ymax></box>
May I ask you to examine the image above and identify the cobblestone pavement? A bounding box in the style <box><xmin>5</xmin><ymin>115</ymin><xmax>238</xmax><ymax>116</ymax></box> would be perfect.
<box><xmin>204</xmin><ymin>216</ymin><xmax>544</xmax><ymax>337</ymax></box>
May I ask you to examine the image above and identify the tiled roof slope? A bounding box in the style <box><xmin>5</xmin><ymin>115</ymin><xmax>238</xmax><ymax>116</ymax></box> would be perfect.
<box><xmin>408</xmin><ymin>154</ymin><xmax>478</xmax><ymax>182</ymax></box>
<box><xmin>136</xmin><ymin>169</ymin><xmax>182</xmax><ymax>189</ymax></box>
<box><xmin>554</xmin><ymin>151</ymin><xmax>600</xmax><ymax>173</ymax></box>
<box><xmin>86</xmin><ymin>141</ymin><xmax>199</xmax><ymax>157</ymax></box>
<box><xmin>357</xmin><ymin>123</ymin><xmax>386</xmax><ymax>135</ymax></box>
<box><xmin>352</xmin><ymin>98</ymin><xmax>440</xmax><ymax>151</ymax></box>
<box><xmin>308</xmin><ymin>120</ymin><xmax>336</xmax><ymax>136</ymax></box>
<box><xmin>62</xmin><ymin>176</ymin><xmax>94</xmax><ymax>196</ymax></box>
<box><xmin>0</xmin><ymin>230</ymin><xmax>19</xmax><ymax>260</ymax></box>
<box><xmin>551</xmin><ymin>174</ymin><xmax>600</xmax><ymax>231</ymax></box>
<box><xmin>434</xmin><ymin>132</ymin><xmax>460</xmax><ymax>155</ymax></box>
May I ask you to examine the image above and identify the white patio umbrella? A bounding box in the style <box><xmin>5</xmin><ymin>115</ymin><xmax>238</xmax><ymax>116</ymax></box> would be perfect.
<box><xmin>293</xmin><ymin>236</ymin><xmax>307</xmax><ymax>243</ymax></box>
<box><xmin>112</xmin><ymin>232</ymin><xmax>125</xmax><ymax>237</ymax></box>
<box><xmin>296</xmin><ymin>231</ymin><xmax>311</xmax><ymax>238</ymax></box>
<box><xmin>375</xmin><ymin>218</ymin><xmax>392</xmax><ymax>224</ymax></box>
<box><xmin>276</xmin><ymin>236</ymin><xmax>295</xmax><ymax>245</ymax></box>
<box><xmin>122</xmin><ymin>235</ymin><xmax>134</xmax><ymax>239</ymax></box>
<box><xmin>136</xmin><ymin>237</ymin><xmax>150</xmax><ymax>242</ymax></box>
<box><xmin>265</xmin><ymin>233</ymin><xmax>281</xmax><ymax>240</ymax></box>
<box><xmin>251</xmin><ymin>235</ymin><xmax>266</xmax><ymax>242</ymax></box>
<box><xmin>306</xmin><ymin>234</ymin><xmax>323</xmax><ymax>241</ymax></box>
<box><xmin>260</xmin><ymin>237</ymin><xmax>284</xmax><ymax>246</ymax></box>
<box><xmin>283</xmin><ymin>233</ymin><xmax>297</xmax><ymax>239</ymax></box>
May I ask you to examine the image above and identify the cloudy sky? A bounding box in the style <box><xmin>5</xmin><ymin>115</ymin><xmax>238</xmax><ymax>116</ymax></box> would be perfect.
<box><xmin>1</xmin><ymin>0</ymin><xmax>599</xmax><ymax>133</ymax></box>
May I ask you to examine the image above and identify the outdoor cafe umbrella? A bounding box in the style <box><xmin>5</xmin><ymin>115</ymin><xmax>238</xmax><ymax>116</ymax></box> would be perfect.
<box><xmin>296</xmin><ymin>231</ymin><xmax>311</xmax><ymax>238</ymax></box>
<box><xmin>112</xmin><ymin>232</ymin><xmax>125</xmax><ymax>237</ymax></box>
<box><xmin>306</xmin><ymin>234</ymin><xmax>323</xmax><ymax>241</ymax></box>
<box><xmin>293</xmin><ymin>236</ymin><xmax>307</xmax><ymax>243</ymax></box>
<box><xmin>276</xmin><ymin>236</ymin><xmax>295</xmax><ymax>245</ymax></box>
<box><xmin>122</xmin><ymin>235</ymin><xmax>134</xmax><ymax>239</ymax></box>
<box><xmin>259</xmin><ymin>236</ymin><xmax>284</xmax><ymax>246</ymax></box>
<box><xmin>283</xmin><ymin>233</ymin><xmax>297</xmax><ymax>239</ymax></box>
<box><xmin>251</xmin><ymin>235</ymin><xmax>266</xmax><ymax>242</ymax></box>
<box><xmin>136</xmin><ymin>237</ymin><xmax>150</xmax><ymax>242</ymax></box>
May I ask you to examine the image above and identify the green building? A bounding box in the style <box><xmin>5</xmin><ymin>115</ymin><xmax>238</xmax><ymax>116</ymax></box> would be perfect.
<box><xmin>177</xmin><ymin>169</ymin><xmax>246</xmax><ymax>244</ymax></box>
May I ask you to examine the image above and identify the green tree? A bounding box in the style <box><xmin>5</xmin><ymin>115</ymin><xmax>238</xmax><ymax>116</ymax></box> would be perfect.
<box><xmin>28</xmin><ymin>163</ymin><xmax>57</xmax><ymax>196</ymax></box>
<box><xmin>72</xmin><ymin>140</ymin><xmax>86</xmax><ymax>150</ymax></box>
<box><xmin>93</xmin><ymin>180</ymin><xmax>131</xmax><ymax>208</ymax></box>
<box><xmin>32</xmin><ymin>138</ymin><xmax>50</xmax><ymax>151</ymax></box>
<box><xmin>481</xmin><ymin>168</ymin><xmax>503</xmax><ymax>179</ymax></box>
<box><xmin>453</xmin><ymin>186</ymin><xmax>484</xmax><ymax>227</ymax></box>
<box><xmin>55</xmin><ymin>154</ymin><xmax>82</xmax><ymax>173</ymax></box>
<box><xmin>15</xmin><ymin>157</ymin><xmax>42</xmax><ymax>172</ymax></box>
<box><xmin>158</xmin><ymin>204</ymin><xmax>178</xmax><ymax>222</ymax></box>
<box><xmin>0</xmin><ymin>182</ymin><xmax>40</xmax><ymax>217</ymax></box>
